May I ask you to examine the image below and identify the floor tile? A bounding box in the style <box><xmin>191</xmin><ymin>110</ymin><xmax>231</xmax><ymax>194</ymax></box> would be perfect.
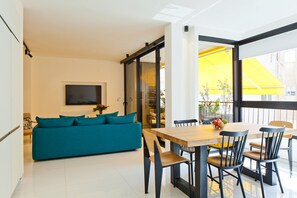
<box><xmin>12</xmin><ymin>136</ymin><xmax>297</xmax><ymax>198</ymax></box>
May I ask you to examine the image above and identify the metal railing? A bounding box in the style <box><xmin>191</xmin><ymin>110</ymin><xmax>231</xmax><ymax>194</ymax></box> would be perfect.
<box><xmin>242</xmin><ymin>107</ymin><xmax>297</xmax><ymax>127</ymax></box>
<box><xmin>199</xmin><ymin>101</ymin><xmax>297</xmax><ymax>127</ymax></box>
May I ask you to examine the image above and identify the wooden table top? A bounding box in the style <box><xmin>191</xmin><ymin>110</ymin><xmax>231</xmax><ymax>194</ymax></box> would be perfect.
<box><xmin>150</xmin><ymin>122</ymin><xmax>297</xmax><ymax>147</ymax></box>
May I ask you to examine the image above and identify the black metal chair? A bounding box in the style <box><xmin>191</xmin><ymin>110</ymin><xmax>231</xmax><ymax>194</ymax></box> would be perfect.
<box><xmin>249</xmin><ymin>121</ymin><xmax>294</xmax><ymax>177</ymax></box>
<box><xmin>174</xmin><ymin>119</ymin><xmax>198</xmax><ymax>156</ymax></box>
<box><xmin>174</xmin><ymin>119</ymin><xmax>198</xmax><ymax>183</ymax></box>
<box><xmin>208</xmin><ymin>130</ymin><xmax>248</xmax><ymax>198</ymax></box>
<box><xmin>142</xmin><ymin>129</ymin><xmax>192</xmax><ymax>198</ymax></box>
<box><xmin>243</xmin><ymin>127</ymin><xmax>285</xmax><ymax>198</ymax></box>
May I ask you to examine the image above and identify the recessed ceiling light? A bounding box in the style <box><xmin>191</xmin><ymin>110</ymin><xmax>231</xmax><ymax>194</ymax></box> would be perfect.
<box><xmin>153</xmin><ymin>4</ymin><xmax>195</xmax><ymax>23</ymax></box>
<box><xmin>161</xmin><ymin>4</ymin><xmax>194</xmax><ymax>18</ymax></box>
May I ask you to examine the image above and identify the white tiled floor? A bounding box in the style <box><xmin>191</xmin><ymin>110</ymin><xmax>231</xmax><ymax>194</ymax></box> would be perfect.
<box><xmin>12</xmin><ymin>137</ymin><xmax>297</xmax><ymax>198</ymax></box>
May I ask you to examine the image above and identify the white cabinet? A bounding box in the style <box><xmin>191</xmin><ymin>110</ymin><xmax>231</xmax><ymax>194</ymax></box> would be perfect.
<box><xmin>0</xmin><ymin>138</ymin><xmax>12</xmax><ymax>198</ymax></box>
<box><xmin>0</xmin><ymin>18</ymin><xmax>12</xmax><ymax>138</ymax></box>
<box><xmin>11</xmin><ymin>34</ymin><xmax>23</xmax><ymax>190</ymax></box>
<box><xmin>0</xmin><ymin>1</ymin><xmax>23</xmax><ymax>197</ymax></box>
<box><xmin>11</xmin><ymin>32</ymin><xmax>22</xmax><ymax>127</ymax></box>
<box><xmin>11</xmin><ymin>128</ymin><xmax>23</xmax><ymax>190</ymax></box>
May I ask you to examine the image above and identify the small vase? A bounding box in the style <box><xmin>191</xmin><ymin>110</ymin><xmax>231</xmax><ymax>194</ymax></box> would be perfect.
<box><xmin>99</xmin><ymin>110</ymin><xmax>103</xmax><ymax>114</ymax></box>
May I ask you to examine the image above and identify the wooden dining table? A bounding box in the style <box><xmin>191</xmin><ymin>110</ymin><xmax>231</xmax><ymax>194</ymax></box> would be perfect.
<box><xmin>146</xmin><ymin>122</ymin><xmax>297</xmax><ymax>198</ymax></box>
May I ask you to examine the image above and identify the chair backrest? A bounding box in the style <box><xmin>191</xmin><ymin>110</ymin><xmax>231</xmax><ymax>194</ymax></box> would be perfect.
<box><xmin>142</xmin><ymin>130</ymin><xmax>162</xmax><ymax>155</ymax></box>
<box><xmin>258</xmin><ymin>127</ymin><xmax>285</xmax><ymax>160</ymax></box>
<box><xmin>201</xmin><ymin>117</ymin><xmax>220</xmax><ymax>125</ymax></box>
<box><xmin>269</xmin><ymin>120</ymin><xmax>293</xmax><ymax>128</ymax></box>
<box><xmin>219</xmin><ymin>130</ymin><xmax>248</xmax><ymax>168</ymax></box>
<box><xmin>174</xmin><ymin>119</ymin><xmax>198</xmax><ymax>127</ymax></box>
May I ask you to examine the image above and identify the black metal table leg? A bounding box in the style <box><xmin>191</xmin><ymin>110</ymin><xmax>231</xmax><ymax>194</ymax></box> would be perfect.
<box><xmin>241</xmin><ymin>163</ymin><xmax>276</xmax><ymax>186</ymax></box>
<box><xmin>170</xmin><ymin>142</ymin><xmax>193</xmax><ymax>197</ymax></box>
<box><xmin>143</xmin><ymin>138</ymin><xmax>151</xmax><ymax>193</ymax></box>
<box><xmin>263</xmin><ymin>162</ymin><xmax>276</xmax><ymax>185</ymax></box>
<box><xmin>169</xmin><ymin>142</ymin><xmax>209</xmax><ymax>197</ymax></box>
<box><xmin>195</xmin><ymin>145</ymin><xmax>208</xmax><ymax>198</ymax></box>
<box><xmin>170</xmin><ymin>142</ymin><xmax>180</xmax><ymax>184</ymax></box>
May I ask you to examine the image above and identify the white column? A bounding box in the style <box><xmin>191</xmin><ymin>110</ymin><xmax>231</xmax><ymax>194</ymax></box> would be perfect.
<box><xmin>165</xmin><ymin>23</ymin><xmax>199</xmax><ymax>127</ymax></box>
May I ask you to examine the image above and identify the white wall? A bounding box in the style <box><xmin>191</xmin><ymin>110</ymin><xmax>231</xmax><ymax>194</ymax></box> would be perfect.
<box><xmin>28</xmin><ymin>56</ymin><xmax>124</xmax><ymax>118</ymax></box>
<box><xmin>165</xmin><ymin>23</ymin><xmax>199</xmax><ymax>127</ymax></box>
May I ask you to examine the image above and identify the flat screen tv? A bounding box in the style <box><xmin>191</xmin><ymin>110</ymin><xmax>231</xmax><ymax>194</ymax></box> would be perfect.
<box><xmin>65</xmin><ymin>85</ymin><xmax>101</xmax><ymax>105</ymax></box>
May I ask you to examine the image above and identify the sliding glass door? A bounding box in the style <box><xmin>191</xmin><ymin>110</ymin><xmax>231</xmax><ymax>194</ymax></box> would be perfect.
<box><xmin>124</xmin><ymin>45</ymin><xmax>165</xmax><ymax>129</ymax></box>
<box><xmin>140</xmin><ymin>51</ymin><xmax>157</xmax><ymax>128</ymax></box>
<box><xmin>125</xmin><ymin>61</ymin><xmax>137</xmax><ymax>115</ymax></box>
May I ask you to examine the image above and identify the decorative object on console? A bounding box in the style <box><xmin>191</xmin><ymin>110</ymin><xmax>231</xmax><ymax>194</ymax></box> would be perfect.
<box><xmin>93</xmin><ymin>103</ymin><xmax>109</xmax><ymax>114</ymax></box>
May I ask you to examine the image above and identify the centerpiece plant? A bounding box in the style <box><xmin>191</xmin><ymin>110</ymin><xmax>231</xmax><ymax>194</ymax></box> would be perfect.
<box><xmin>93</xmin><ymin>104</ymin><xmax>109</xmax><ymax>114</ymax></box>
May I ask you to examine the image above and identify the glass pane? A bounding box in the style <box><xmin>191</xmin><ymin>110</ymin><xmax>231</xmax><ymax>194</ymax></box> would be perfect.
<box><xmin>140</xmin><ymin>52</ymin><xmax>156</xmax><ymax>128</ymax></box>
<box><xmin>242</xmin><ymin>48</ymin><xmax>297</xmax><ymax>101</ymax></box>
<box><xmin>125</xmin><ymin>61</ymin><xmax>137</xmax><ymax>115</ymax></box>
<box><xmin>160</xmin><ymin>47</ymin><xmax>165</xmax><ymax>127</ymax></box>
<box><xmin>198</xmin><ymin>47</ymin><xmax>233</xmax><ymax>122</ymax></box>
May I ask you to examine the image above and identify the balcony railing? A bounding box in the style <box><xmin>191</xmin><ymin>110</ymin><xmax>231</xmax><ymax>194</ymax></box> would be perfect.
<box><xmin>242</xmin><ymin>107</ymin><xmax>297</xmax><ymax>127</ymax></box>
<box><xmin>199</xmin><ymin>101</ymin><xmax>297</xmax><ymax>127</ymax></box>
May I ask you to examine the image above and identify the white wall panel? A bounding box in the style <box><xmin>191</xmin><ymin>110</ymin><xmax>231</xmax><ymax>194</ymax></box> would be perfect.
<box><xmin>0</xmin><ymin>19</ymin><xmax>12</xmax><ymax>137</ymax></box>
<box><xmin>10</xmin><ymin>128</ymin><xmax>23</xmax><ymax>190</ymax></box>
<box><xmin>11</xmin><ymin>35</ymin><xmax>22</xmax><ymax>127</ymax></box>
<box><xmin>0</xmin><ymin>138</ymin><xmax>12</xmax><ymax>198</ymax></box>
<box><xmin>0</xmin><ymin>1</ymin><xmax>23</xmax><ymax>197</ymax></box>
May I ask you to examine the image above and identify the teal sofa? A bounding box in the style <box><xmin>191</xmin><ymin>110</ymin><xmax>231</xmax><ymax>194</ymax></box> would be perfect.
<box><xmin>32</xmin><ymin>122</ymin><xmax>142</xmax><ymax>160</ymax></box>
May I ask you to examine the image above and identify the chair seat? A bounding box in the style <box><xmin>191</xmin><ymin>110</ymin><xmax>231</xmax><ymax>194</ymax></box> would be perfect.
<box><xmin>208</xmin><ymin>155</ymin><xmax>239</xmax><ymax>168</ymax></box>
<box><xmin>250</xmin><ymin>134</ymin><xmax>292</xmax><ymax>149</ymax></box>
<box><xmin>150</xmin><ymin>151</ymin><xmax>190</xmax><ymax>167</ymax></box>
<box><xmin>249</xmin><ymin>141</ymin><xmax>265</xmax><ymax>149</ymax></box>
<box><xmin>209</xmin><ymin>142</ymin><xmax>233</xmax><ymax>149</ymax></box>
<box><xmin>243</xmin><ymin>150</ymin><xmax>268</xmax><ymax>161</ymax></box>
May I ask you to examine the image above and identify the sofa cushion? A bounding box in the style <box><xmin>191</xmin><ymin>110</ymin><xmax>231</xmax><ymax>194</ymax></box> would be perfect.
<box><xmin>96</xmin><ymin>111</ymin><xmax>119</xmax><ymax>118</ymax></box>
<box><xmin>107</xmin><ymin>112</ymin><xmax>136</xmax><ymax>124</ymax></box>
<box><xmin>59</xmin><ymin>115</ymin><xmax>85</xmax><ymax>119</ymax></box>
<box><xmin>74</xmin><ymin>117</ymin><xmax>106</xmax><ymax>126</ymax></box>
<box><xmin>36</xmin><ymin>117</ymin><xmax>74</xmax><ymax>128</ymax></box>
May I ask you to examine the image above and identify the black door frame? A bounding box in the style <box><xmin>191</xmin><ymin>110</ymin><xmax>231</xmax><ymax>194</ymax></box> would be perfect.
<box><xmin>122</xmin><ymin>39</ymin><xmax>164</xmax><ymax>128</ymax></box>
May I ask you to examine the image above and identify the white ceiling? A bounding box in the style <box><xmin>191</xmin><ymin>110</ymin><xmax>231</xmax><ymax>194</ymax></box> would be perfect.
<box><xmin>22</xmin><ymin>0</ymin><xmax>297</xmax><ymax>62</ymax></box>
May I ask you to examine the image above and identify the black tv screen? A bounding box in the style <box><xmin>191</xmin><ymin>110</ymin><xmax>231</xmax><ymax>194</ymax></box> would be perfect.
<box><xmin>65</xmin><ymin>85</ymin><xmax>102</xmax><ymax>105</ymax></box>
